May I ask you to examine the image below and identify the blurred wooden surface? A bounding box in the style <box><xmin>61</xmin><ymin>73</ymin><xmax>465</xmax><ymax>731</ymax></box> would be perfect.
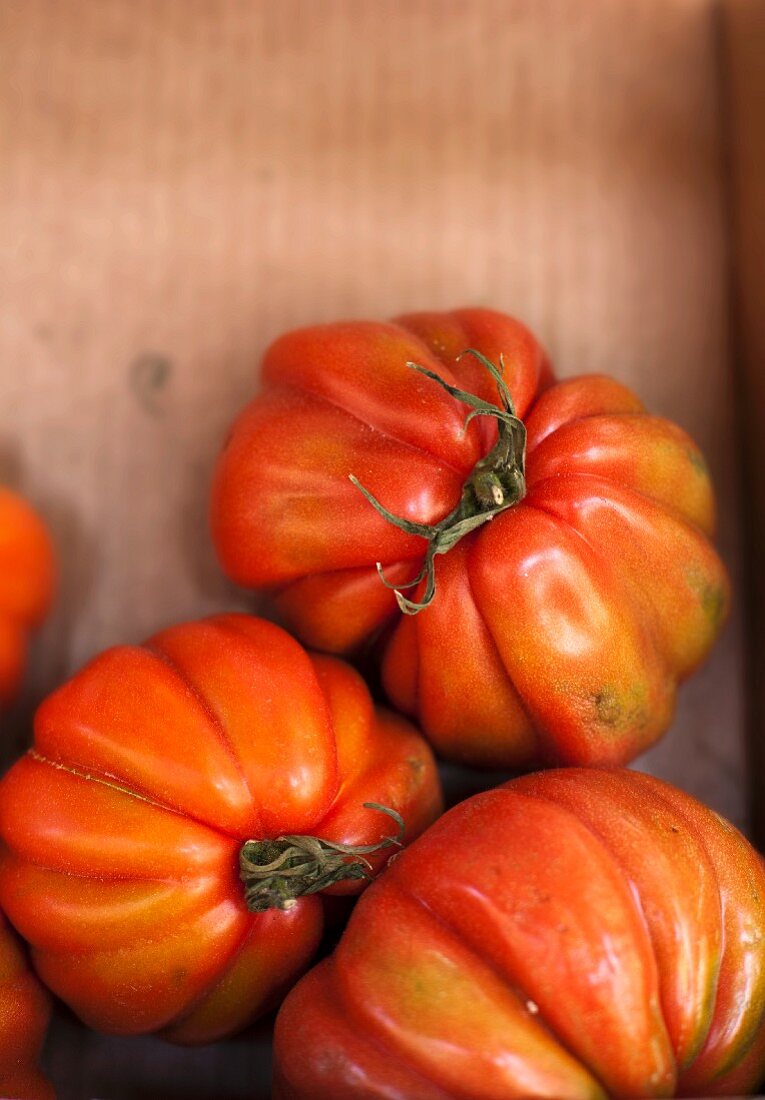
<box><xmin>721</xmin><ymin>0</ymin><xmax>765</xmax><ymax>850</ymax></box>
<box><xmin>0</xmin><ymin>0</ymin><xmax>758</xmax><ymax>1095</ymax></box>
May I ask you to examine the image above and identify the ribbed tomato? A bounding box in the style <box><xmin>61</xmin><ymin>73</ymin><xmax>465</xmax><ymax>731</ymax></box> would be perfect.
<box><xmin>0</xmin><ymin>911</ymin><xmax>52</xmax><ymax>1100</ymax></box>
<box><xmin>273</xmin><ymin>768</ymin><xmax>765</xmax><ymax>1100</ymax></box>
<box><xmin>210</xmin><ymin>308</ymin><xmax>729</xmax><ymax>768</ymax></box>
<box><xmin>0</xmin><ymin>488</ymin><xmax>56</xmax><ymax>706</ymax></box>
<box><xmin>0</xmin><ymin>614</ymin><xmax>441</xmax><ymax>1043</ymax></box>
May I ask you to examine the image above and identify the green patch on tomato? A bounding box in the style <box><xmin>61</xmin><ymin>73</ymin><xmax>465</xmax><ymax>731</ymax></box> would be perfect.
<box><xmin>591</xmin><ymin>683</ymin><xmax>649</xmax><ymax>731</ymax></box>
<box><xmin>685</xmin><ymin>566</ymin><xmax>727</xmax><ymax>631</ymax></box>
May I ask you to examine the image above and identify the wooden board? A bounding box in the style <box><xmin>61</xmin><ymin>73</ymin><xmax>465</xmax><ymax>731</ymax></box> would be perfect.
<box><xmin>721</xmin><ymin>0</ymin><xmax>765</xmax><ymax>848</ymax></box>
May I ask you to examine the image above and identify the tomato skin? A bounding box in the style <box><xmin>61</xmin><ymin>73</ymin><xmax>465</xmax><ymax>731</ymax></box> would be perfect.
<box><xmin>273</xmin><ymin>768</ymin><xmax>765</xmax><ymax>1100</ymax></box>
<box><xmin>0</xmin><ymin>911</ymin><xmax>52</xmax><ymax>1100</ymax></box>
<box><xmin>210</xmin><ymin>308</ymin><xmax>728</xmax><ymax>768</ymax></box>
<box><xmin>0</xmin><ymin>489</ymin><xmax>56</xmax><ymax>707</ymax></box>
<box><xmin>0</xmin><ymin>614</ymin><xmax>442</xmax><ymax>1043</ymax></box>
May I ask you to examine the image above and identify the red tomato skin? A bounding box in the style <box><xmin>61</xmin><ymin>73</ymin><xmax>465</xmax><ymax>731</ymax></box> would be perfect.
<box><xmin>273</xmin><ymin>769</ymin><xmax>765</xmax><ymax>1100</ymax></box>
<box><xmin>210</xmin><ymin>308</ymin><xmax>728</xmax><ymax>768</ymax></box>
<box><xmin>0</xmin><ymin>911</ymin><xmax>53</xmax><ymax>1100</ymax></box>
<box><xmin>0</xmin><ymin>614</ymin><xmax>442</xmax><ymax>1043</ymax></box>
<box><xmin>0</xmin><ymin>489</ymin><xmax>56</xmax><ymax>707</ymax></box>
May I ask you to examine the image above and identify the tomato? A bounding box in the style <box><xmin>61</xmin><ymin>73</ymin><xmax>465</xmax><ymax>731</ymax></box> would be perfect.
<box><xmin>0</xmin><ymin>488</ymin><xmax>56</xmax><ymax>707</ymax></box>
<box><xmin>0</xmin><ymin>613</ymin><xmax>441</xmax><ymax>1043</ymax></box>
<box><xmin>273</xmin><ymin>768</ymin><xmax>765</xmax><ymax>1100</ymax></box>
<box><xmin>0</xmin><ymin>910</ymin><xmax>52</xmax><ymax>1100</ymax></box>
<box><xmin>211</xmin><ymin>308</ymin><xmax>729</xmax><ymax>768</ymax></box>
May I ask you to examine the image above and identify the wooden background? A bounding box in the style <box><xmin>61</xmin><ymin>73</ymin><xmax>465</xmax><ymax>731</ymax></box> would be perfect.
<box><xmin>1</xmin><ymin>0</ymin><xmax>763</xmax><ymax>1095</ymax></box>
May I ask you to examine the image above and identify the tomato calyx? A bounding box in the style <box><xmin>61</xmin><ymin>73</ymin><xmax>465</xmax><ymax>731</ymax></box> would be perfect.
<box><xmin>239</xmin><ymin>803</ymin><xmax>405</xmax><ymax>912</ymax></box>
<box><xmin>350</xmin><ymin>349</ymin><xmax>527</xmax><ymax>614</ymax></box>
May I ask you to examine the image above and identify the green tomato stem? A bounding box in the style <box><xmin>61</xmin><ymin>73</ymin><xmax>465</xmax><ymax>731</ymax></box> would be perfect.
<box><xmin>239</xmin><ymin>803</ymin><xmax>405</xmax><ymax>912</ymax></box>
<box><xmin>350</xmin><ymin>350</ymin><xmax>527</xmax><ymax>614</ymax></box>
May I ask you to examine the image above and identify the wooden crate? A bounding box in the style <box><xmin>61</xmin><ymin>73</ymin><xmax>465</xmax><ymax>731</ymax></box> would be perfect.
<box><xmin>1</xmin><ymin>1</ymin><xmax>763</xmax><ymax>1095</ymax></box>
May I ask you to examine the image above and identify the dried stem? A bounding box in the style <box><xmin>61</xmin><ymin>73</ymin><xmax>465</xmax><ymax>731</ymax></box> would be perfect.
<box><xmin>239</xmin><ymin>803</ymin><xmax>405</xmax><ymax>912</ymax></box>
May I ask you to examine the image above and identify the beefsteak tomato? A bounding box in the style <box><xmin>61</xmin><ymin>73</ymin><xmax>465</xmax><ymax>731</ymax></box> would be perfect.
<box><xmin>0</xmin><ymin>910</ymin><xmax>52</xmax><ymax>1100</ymax></box>
<box><xmin>0</xmin><ymin>488</ymin><xmax>56</xmax><ymax>707</ymax></box>
<box><xmin>273</xmin><ymin>768</ymin><xmax>765</xmax><ymax>1100</ymax></box>
<box><xmin>0</xmin><ymin>613</ymin><xmax>441</xmax><ymax>1043</ymax></box>
<box><xmin>211</xmin><ymin>308</ymin><xmax>729</xmax><ymax>768</ymax></box>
